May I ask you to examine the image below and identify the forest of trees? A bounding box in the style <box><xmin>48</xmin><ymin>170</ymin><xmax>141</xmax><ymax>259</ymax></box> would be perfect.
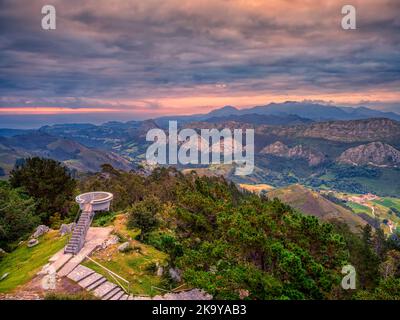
<box><xmin>81</xmin><ymin>165</ymin><xmax>400</xmax><ymax>299</ymax></box>
<box><xmin>1</xmin><ymin>158</ymin><xmax>400</xmax><ymax>299</ymax></box>
<box><xmin>0</xmin><ymin>158</ymin><xmax>76</xmax><ymax>250</ymax></box>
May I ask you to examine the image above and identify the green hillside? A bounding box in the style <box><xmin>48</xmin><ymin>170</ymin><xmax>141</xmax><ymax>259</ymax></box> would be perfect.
<box><xmin>267</xmin><ymin>184</ymin><xmax>366</xmax><ymax>232</ymax></box>
<box><xmin>0</xmin><ymin>231</ymin><xmax>67</xmax><ymax>293</ymax></box>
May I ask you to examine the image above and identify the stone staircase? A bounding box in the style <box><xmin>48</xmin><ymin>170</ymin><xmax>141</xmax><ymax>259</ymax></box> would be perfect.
<box><xmin>68</xmin><ymin>265</ymin><xmax>132</xmax><ymax>300</ymax></box>
<box><xmin>65</xmin><ymin>204</ymin><xmax>94</xmax><ymax>255</ymax></box>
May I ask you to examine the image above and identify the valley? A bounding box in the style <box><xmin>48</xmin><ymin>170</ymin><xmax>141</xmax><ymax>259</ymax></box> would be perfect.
<box><xmin>1</xmin><ymin>102</ymin><xmax>400</xmax><ymax>236</ymax></box>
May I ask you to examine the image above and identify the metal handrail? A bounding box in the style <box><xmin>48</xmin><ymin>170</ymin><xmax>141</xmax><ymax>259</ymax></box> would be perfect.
<box><xmin>85</xmin><ymin>255</ymin><xmax>130</xmax><ymax>294</ymax></box>
<box><xmin>65</xmin><ymin>206</ymin><xmax>81</xmax><ymax>245</ymax></box>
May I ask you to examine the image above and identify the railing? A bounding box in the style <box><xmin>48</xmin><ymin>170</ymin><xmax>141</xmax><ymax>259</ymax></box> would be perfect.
<box><xmin>150</xmin><ymin>283</ymin><xmax>189</xmax><ymax>295</ymax></box>
<box><xmin>79</xmin><ymin>209</ymin><xmax>94</xmax><ymax>251</ymax></box>
<box><xmin>65</xmin><ymin>206</ymin><xmax>81</xmax><ymax>249</ymax></box>
<box><xmin>81</xmin><ymin>255</ymin><xmax>191</xmax><ymax>298</ymax></box>
<box><xmin>65</xmin><ymin>202</ymin><xmax>94</xmax><ymax>254</ymax></box>
<box><xmin>85</xmin><ymin>255</ymin><xmax>130</xmax><ymax>294</ymax></box>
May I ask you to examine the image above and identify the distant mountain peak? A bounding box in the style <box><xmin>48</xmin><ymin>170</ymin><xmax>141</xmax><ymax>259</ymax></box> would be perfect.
<box><xmin>260</xmin><ymin>141</ymin><xmax>326</xmax><ymax>166</ymax></box>
<box><xmin>206</xmin><ymin>105</ymin><xmax>239</xmax><ymax>117</ymax></box>
<box><xmin>337</xmin><ymin>142</ymin><xmax>400</xmax><ymax>167</ymax></box>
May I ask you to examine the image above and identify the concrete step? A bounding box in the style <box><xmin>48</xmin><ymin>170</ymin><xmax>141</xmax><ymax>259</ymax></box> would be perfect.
<box><xmin>86</xmin><ymin>277</ymin><xmax>107</xmax><ymax>291</ymax></box>
<box><xmin>58</xmin><ymin>243</ymin><xmax>102</xmax><ymax>277</ymax></box>
<box><xmin>50</xmin><ymin>253</ymin><xmax>73</xmax><ymax>272</ymax></box>
<box><xmin>64</xmin><ymin>249</ymin><xmax>78</xmax><ymax>255</ymax></box>
<box><xmin>71</xmin><ymin>231</ymin><xmax>84</xmax><ymax>238</ymax></box>
<box><xmin>78</xmin><ymin>273</ymin><xmax>104</xmax><ymax>289</ymax></box>
<box><xmin>67</xmin><ymin>265</ymin><xmax>95</xmax><ymax>282</ymax></box>
<box><xmin>93</xmin><ymin>281</ymin><xmax>118</xmax><ymax>299</ymax></box>
<box><xmin>119</xmin><ymin>294</ymin><xmax>129</xmax><ymax>301</ymax></box>
<box><xmin>71</xmin><ymin>231</ymin><xmax>83</xmax><ymax>237</ymax></box>
<box><xmin>76</xmin><ymin>223</ymin><xmax>87</xmax><ymax>227</ymax></box>
<box><xmin>110</xmin><ymin>290</ymin><xmax>125</xmax><ymax>300</ymax></box>
<box><xmin>102</xmin><ymin>286</ymin><xmax>122</xmax><ymax>300</ymax></box>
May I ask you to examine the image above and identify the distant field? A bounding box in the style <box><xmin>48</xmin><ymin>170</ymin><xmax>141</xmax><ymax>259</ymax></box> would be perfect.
<box><xmin>373</xmin><ymin>198</ymin><xmax>400</xmax><ymax>211</ymax></box>
<box><xmin>267</xmin><ymin>184</ymin><xmax>366</xmax><ymax>232</ymax></box>
<box><xmin>239</xmin><ymin>183</ymin><xmax>275</xmax><ymax>194</ymax></box>
<box><xmin>346</xmin><ymin>202</ymin><xmax>372</xmax><ymax>215</ymax></box>
<box><xmin>353</xmin><ymin>169</ymin><xmax>400</xmax><ymax>197</ymax></box>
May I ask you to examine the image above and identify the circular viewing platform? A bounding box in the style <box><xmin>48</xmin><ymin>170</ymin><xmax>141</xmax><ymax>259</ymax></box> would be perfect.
<box><xmin>75</xmin><ymin>191</ymin><xmax>113</xmax><ymax>212</ymax></box>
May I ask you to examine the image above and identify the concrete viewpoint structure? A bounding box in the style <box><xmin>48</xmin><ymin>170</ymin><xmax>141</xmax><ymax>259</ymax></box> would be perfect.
<box><xmin>65</xmin><ymin>191</ymin><xmax>113</xmax><ymax>255</ymax></box>
<box><xmin>76</xmin><ymin>191</ymin><xmax>114</xmax><ymax>211</ymax></box>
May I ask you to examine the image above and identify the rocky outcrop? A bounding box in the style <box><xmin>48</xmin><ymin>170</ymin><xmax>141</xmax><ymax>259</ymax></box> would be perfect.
<box><xmin>169</xmin><ymin>268</ymin><xmax>182</xmax><ymax>282</ymax></box>
<box><xmin>261</xmin><ymin>141</ymin><xmax>289</xmax><ymax>155</ymax></box>
<box><xmin>59</xmin><ymin>223</ymin><xmax>75</xmax><ymax>236</ymax></box>
<box><xmin>0</xmin><ymin>248</ymin><xmax>6</xmax><ymax>258</ymax></box>
<box><xmin>32</xmin><ymin>225</ymin><xmax>49</xmax><ymax>238</ymax></box>
<box><xmin>259</xmin><ymin>118</ymin><xmax>400</xmax><ymax>143</ymax></box>
<box><xmin>337</xmin><ymin>142</ymin><xmax>400</xmax><ymax>167</ymax></box>
<box><xmin>118</xmin><ymin>242</ymin><xmax>131</xmax><ymax>252</ymax></box>
<box><xmin>27</xmin><ymin>239</ymin><xmax>39</xmax><ymax>248</ymax></box>
<box><xmin>260</xmin><ymin>141</ymin><xmax>326</xmax><ymax>166</ymax></box>
<box><xmin>152</xmin><ymin>288</ymin><xmax>212</xmax><ymax>300</ymax></box>
<box><xmin>101</xmin><ymin>235</ymin><xmax>120</xmax><ymax>249</ymax></box>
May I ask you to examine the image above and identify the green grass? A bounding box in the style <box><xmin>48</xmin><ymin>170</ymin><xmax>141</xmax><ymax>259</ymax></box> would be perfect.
<box><xmin>373</xmin><ymin>198</ymin><xmax>400</xmax><ymax>211</ymax></box>
<box><xmin>82</xmin><ymin>214</ymin><xmax>168</xmax><ymax>296</ymax></box>
<box><xmin>0</xmin><ymin>231</ymin><xmax>67</xmax><ymax>293</ymax></box>
<box><xmin>44</xmin><ymin>292</ymin><xmax>99</xmax><ymax>300</ymax></box>
<box><xmin>92</xmin><ymin>211</ymin><xmax>118</xmax><ymax>227</ymax></box>
<box><xmin>353</xmin><ymin>169</ymin><xmax>400</xmax><ymax>197</ymax></box>
<box><xmin>82</xmin><ymin>243</ymin><xmax>167</xmax><ymax>296</ymax></box>
<box><xmin>346</xmin><ymin>201</ymin><xmax>372</xmax><ymax>215</ymax></box>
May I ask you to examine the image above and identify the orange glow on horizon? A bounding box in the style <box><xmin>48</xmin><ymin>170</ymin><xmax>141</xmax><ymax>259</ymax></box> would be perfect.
<box><xmin>1</xmin><ymin>90</ymin><xmax>399</xmax><ymax>116</ymax></box>
<box><xmin>0</xmin><ymin>107</ymin><xmax>123</xmax><ymax>115</ymax></box>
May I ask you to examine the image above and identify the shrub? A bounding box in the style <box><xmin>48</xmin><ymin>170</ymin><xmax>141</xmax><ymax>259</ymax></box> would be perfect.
<box><xmin>9</xmin><ymin>157</ymin><xmax>76</xmax><ymax>223</ymax></box>
<box><xmin>44</xmin><ymin>292</ymin><xmax>99</xmax><ymax>300</ymax></box>
<box><xmin>0</xmin><ymin>183</ymin><xmax>39</xmax><ymax>249</ymax></box>
<box><xmin>127</xmin><ymin>196</ymin><xmax>160</xmax><ymax>240</ymax></box>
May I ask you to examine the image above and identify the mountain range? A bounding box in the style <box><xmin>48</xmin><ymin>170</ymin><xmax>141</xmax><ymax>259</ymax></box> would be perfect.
<box><xmin>155</xmin><ymin>101</ymin><xmax>400</xmax><ymax>125</ymax></box>
<box><xmin>1</xmin><ymin>101</ymin><xmax>400</xmax><ymax>235</ymax></box>
<box><xmin>1</xmin><ymin>102</ymin><xmax>400</xmax><ymax>198</ymax></box>
<box><xmin>0</xmin><ymin>132</ymin><xmax>131</xmax><ymax>174</ymax></box>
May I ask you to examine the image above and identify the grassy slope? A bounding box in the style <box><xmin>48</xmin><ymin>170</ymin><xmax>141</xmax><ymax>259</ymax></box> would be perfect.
<box><xmin>353</xmin><ymin>169</ymin><xmax>400</xmax><ymax>197</ymax></box>
<box><xmin>374</xmin><ymin>197</ymin><xmax>400</xmax><ymax>211</ymax></box>
<box><xmin>82</xmin><ymin>214</ymin><xmax>167</xmax><ymax>296</ymax></box>
<box><xmin>0</xmin><ymin>231</ymin><xmax>67</xmax><ymax>293</ymax></box>
<box><xmin>346</xmin><ymin>202</ymin><xmax>372</xmax><ymax>215</ymax></box>
<box><xmin>267</xmin><ymin>184</ymin><xmax>366</xmax><ymax>232</ymax></box>
<box><xmin>321</xmin><ymin>191</ymin><xmax>400</xmax><ymax>231</ymax></box>
<box><xmin>239</xmin><ymin>183</ymin><xmax>275</xmax><ymax>194</ymax></box>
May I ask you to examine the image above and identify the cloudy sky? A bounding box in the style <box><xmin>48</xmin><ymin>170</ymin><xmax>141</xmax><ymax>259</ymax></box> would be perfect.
<box><xmin>0</xmin><ymin>0</ymin><xmax>399</xmax><ymax>127</ymax></box>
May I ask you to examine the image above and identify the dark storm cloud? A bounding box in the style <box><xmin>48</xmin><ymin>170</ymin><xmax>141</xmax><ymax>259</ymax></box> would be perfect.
<box><xmin>0</xmin><ymin>0</ymin><xmax>399</xmax><ymax>117</ymax></box>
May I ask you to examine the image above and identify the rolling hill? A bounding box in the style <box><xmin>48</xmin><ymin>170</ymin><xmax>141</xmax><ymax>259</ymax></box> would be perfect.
<box><xmin>337</xmin><ymin>142</ymin><xmax>400</xmax><ymax>167</ymax></box>
<box><xmin>267</xmin><ymin>184</ymin><xmax>366</xmax><ymax>232</ymax></box>
<box><xmin>0</xmin><ymin>132</ymin><xmax>132</xmax><ymax>174</ymax></box>
<box><xmin>155</xmin><ymin>101</ymin><xmax>400</xmax><ymax>124</ymax></box>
